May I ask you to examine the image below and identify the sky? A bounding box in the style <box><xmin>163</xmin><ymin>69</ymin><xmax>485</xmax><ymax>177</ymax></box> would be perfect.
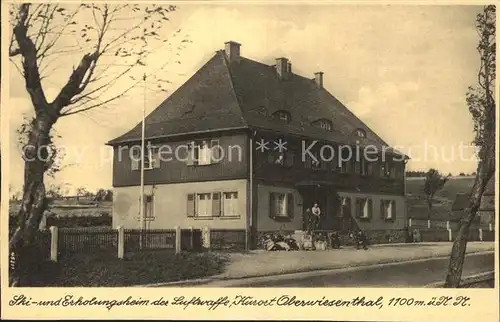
<box><xmin>7</xmin><ymin>4</ymin><xmax>484</xmax><ymax>195</ymax></box>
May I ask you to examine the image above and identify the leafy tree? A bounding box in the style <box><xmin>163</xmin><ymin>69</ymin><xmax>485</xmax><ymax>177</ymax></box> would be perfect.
<box><xmin>423</xmin><ymin>168</ymin><xmax>449</xmax><ymax>220</ymax></box>
<box><xmin>445</xmin><ymin>5</ymin><xmax>496</xmax><ymax>288</ymax></box>
<box><xmin>8</xmin><ymin>3</ymin><xmax>189</xmax><ymax>286</ymax></box>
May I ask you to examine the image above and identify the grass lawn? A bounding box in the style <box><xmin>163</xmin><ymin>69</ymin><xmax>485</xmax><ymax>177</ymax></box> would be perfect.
<box><xmin>22</xmin><ymin>251</ymin><xmax>230</xmax><ymax>287</ymax></box>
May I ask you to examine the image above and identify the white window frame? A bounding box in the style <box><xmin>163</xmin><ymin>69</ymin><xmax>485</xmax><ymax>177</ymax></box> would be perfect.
<box><xmin>131</xmin><ymin>145</ymin><xmax>159</xmax><ymax>171</ymax></box>
<box><xmin>196</xmin><ymin>193</ymin><xmax>212</xmax><ymax>217</ymax></box>
<box><xmin>382</xmin><ymin>200</ymin><xmax>395</xmax><ymax>220</ymax></box>
<box><xmin>274</xmin><ymin>193</ymin><xmax>288</xmax><ymax>217</ymax></box>
<box><xmin>222</xmin><ymin>191</ymin><xmax>239</xmax><ymax>217</ymax></box>
<box><xmin>356</xmin><ymin>129</ymin><xmax>366</xmax><ymax>138</ymax></box>
<box><xmin>187</xmin><ymin>139</ymin><xmax>220</xmax><ymax>166</ymax></box>
<box><xmin>279</xmin><ymin>112</ymin><xmax>289</xmax><ymax>121</ymax></box>
<box><xmin>359</xmin><ymin>198</ymin><xmax>371</xmax><ymax>219</ymax></box>
<box><xmin>137</xmin><ymin>194</ymin><xmax>155</xmax><ymax>221</ymax></box>
<box><xmin>320</xmin><ymin>120</ymin><xmax>332</xmax><ymax>131</ymax></box>
<box><xmin>198</xmin><ymin>140</ymin><xmax>211</xmax><ymax>165</ymax></box>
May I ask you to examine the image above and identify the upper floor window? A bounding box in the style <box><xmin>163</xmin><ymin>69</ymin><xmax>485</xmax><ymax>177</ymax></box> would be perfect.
<box><xmin>313</xmin><ymin>119</ymin><xmax>333</xmax><ymax>131</ymax></box>
<box><xmin>131</xmin><ymin>144</ymin><xmax>160</xmax><ymax>171</ymax></box>
<box><xmin>268</xmin><ymin>151</ymin><xmax>294</xmax><ymax>167</ymax></box>
<box><xmin>272</xmin><ymin>110</ymin><xmax>291</xmax><ymax>123</ymax></box>
<box><xmin>355</xmin><ymin>128</ymin><xmax>367</xmax><ymax>138</ymax></box>
<box><xmin>186</xmin><ymin>139</ymin><xmax>221</xmax><ymax>166</ymax></box>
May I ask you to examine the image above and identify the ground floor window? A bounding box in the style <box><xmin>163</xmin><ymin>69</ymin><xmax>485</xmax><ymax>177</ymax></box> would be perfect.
<box><xmin>339</xmin><ymin>196</ymin><xmax>351</xmax><ymax>217</ymax></box>
<box><xmin>196</xmin><ymin>193</ymin><xmax>212</xmax><ymax>217</ymax></box>
<box><xmin>269</xmin><ymin>192</ymin><xmax>294</xmax><ymax>219</ymax></box>
<box><xmin>187</xmin><ymin>191</ymin><xmax>240</xmax><ymax>218</ymax></box>
<box><xmin>223</xmin><ymin>192</ymin><xmax>239</xmax><ymax>216</ymax></box>
<box><xmin>143</xmin><ymin>194</ymin><xmax>154</xmax><ymax>220</ymax></box>
<box><xmin>356</xmin><ymin>198</ymin><xmax>373</xmax><ymax>220</ymax></box>
<box><xmin>381</xmin><ymin>200</ymin><xmax>396</xmax><ymax>220</ymax></box>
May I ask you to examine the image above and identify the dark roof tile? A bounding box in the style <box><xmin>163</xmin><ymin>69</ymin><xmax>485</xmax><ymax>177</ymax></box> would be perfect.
<box><xmin>108</xmin><ymin>49</ymin><xmax>406</xmax><ymax>158</ymax></box>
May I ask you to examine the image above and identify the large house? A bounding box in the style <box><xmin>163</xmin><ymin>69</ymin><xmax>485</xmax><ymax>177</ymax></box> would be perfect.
<box><xmin>107</xmin><ymin>41</ymin><xmax>408</xmax><ymax>248</ymax></box>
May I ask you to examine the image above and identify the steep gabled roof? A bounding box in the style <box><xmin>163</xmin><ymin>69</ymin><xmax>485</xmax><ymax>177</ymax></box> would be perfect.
<box><xmin>108</xmin><ymin>49</ymin><xmax>405</xmax><ymax>157</ymax></box>
<box><xmin>108</xmin><ymin>51</ymin><xmax>247</xmax><ymax>144</ymax></box>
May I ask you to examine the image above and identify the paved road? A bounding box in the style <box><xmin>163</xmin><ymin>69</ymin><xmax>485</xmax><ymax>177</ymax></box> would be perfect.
<box><xmin>199</xmin><ymin>252</ymin><xmax>494</xmax><ymax>287</ymax></box>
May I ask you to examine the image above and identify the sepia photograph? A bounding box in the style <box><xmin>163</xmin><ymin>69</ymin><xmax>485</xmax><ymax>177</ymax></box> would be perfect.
<box><xmin>2</xmin><ymin>0</ymin><xmax>497</xmax><ymax>299</ymax></box>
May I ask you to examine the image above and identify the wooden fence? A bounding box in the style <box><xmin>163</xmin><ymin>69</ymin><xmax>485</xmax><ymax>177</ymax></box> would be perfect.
<box><xmin>42</xmin><ymin>226</ymin><xmax>244</xmax><ymax>261</ymax></box>
<box><xmin>58</xmin><ymin>227</ymin><xmax>117</xmax><ymax>256</ymax></box>
<box><xmin>124</xmin><ymin>229</ymin><xmax>177</xmax><ymax>253</ymax></box>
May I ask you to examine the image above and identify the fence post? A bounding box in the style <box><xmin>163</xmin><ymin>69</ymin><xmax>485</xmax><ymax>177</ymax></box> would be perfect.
<box><xmin>478</xmin><ymin>228</ymin><xmax>483</xmax><ymax>241</ymax></box>
<box><xmin>117</xmin><ymin>226</ymin><xmax>124</xmax><ymax>259</ymax></box>
<box><xmin>427</xmin><ymin>219</ymin><xmax>431</xmax><ymax>229</ymax></box>
<box><xmin>489</xmin><ymin>223</ymin><xmax>492</xmax><ymax>231</ymax></box>
<box><xmin>188</xmin><ymin>226</ymin><xmax>194</xmax><ymax>250</ymax></box>
<box><xmin>446</xmin><ymin>221</ymin><xmax>450</xmax><ymax>230</ymax></box>
<box><xmin>447</xmin><ymin>228</ymin><xmax>452</xmax><ymax>242</ymax></box>
<box><xmin>408</xmin><ymin>218</ymin><xmax>412</xmax><ymax>227</ymax></box>
<box><xmin>49</xmin><ymin>226</ymin><xmax>58</xmax><ymax>262</ymax></box>
<box><xmin>203</xmin><ymin>227</ymin><xmax>211</xmax><ymax>249</ymax></box>
<box><xmin>175</xmin><ymin>226</ymin><xmax>181</xmax><ymax>254</ymax></box>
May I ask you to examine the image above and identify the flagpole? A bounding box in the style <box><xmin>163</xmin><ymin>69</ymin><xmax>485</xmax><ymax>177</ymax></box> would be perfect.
<box><xmin>139</xmin><ymin>73</ymin><xmax>146</xmax><ymax>249</ymax></box>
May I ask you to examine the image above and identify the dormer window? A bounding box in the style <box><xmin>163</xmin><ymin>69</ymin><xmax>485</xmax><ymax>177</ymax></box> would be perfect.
<box><xmin>273</xmin><ymin>110</ymin><xmax>291</xmax><ymax>123</ymax></box>
<box><xmin>355</xmin><ymin>128</ymin><xmax>367</xmax><ymax>138</ymax></box>
<box><xmin>313</xmin><ymin>119</ymin><xmax>333</xmax><ymax>131</ymax></box>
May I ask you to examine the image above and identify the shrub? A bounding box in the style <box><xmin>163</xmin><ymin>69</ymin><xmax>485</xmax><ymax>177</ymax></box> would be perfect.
<box><xmin>23</xmin><ymin>251</ymin><xmax>230</xmax><ymax>287</ymax></box>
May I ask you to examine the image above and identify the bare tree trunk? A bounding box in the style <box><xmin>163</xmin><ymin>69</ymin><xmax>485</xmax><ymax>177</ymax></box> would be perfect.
<box><xmin>9</xmin><ymin>115</ymin><xmax>54</xmax><ymax>286</ymax></box>
<box><xmin>426</xmin><ymin>197</ymin><xmax>432</xmax><ymax>221</ymax></box>
<box><xmin>444</xmin><ymin>155</ymin><xmax>494</xmax><ymax>287</ymax></box>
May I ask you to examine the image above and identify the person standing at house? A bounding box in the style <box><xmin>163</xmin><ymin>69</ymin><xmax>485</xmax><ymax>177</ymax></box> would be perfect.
<box><xmin>304</xmin><ymin>208</ymin><xmax>312</xmax><ymax>233</ymax></box>
<box><xmin>311</xmin><ymin>202</ymin><xmax>321</xmax><ymax>230</ymax></box>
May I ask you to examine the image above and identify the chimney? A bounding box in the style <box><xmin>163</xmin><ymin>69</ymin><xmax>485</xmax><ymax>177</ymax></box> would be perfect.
<box><xmin>314</xmin><ymin>72</ymin><xmax>324</xmax><ymax>88</ymax></box>
<box><xmin>276</xmin><ymin>57</ymin><xmax>289</xmax><ymax>80</ymax></box>
<box><xmin>224</xmin><ymin>41</ymin><xmax>241</xmax><ymax>61</ymax></box>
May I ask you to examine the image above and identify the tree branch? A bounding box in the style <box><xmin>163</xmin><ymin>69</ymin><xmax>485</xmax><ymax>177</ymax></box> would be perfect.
<box><xmin>51</xmin><ymin>51</ymin><xmax>99</xmax><ymax>110</ymax></box>
<box><xmin>13</xmin><ymin>4</ymin><xmax>49</xmax><ymax>111</ymax></box>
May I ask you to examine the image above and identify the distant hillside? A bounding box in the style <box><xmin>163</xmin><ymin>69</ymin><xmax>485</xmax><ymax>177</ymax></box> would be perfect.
<box><xmin>406</xmin><ymin>176</ymin><xmax>475</xmax><ymax>221</ymax></box>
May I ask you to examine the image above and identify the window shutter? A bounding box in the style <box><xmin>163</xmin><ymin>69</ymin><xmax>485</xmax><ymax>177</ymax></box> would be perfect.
<box><xmin>342</xmin><ymin>198</ymin><xmax>351</xmax><ymax>217</ymax></box>
<box><xmin>187</xmin><ymin>193</ymin><xmax>195</xmax><ymax>217</ymax></box>
<box><xmin>367</xmin><ymin>162</ymin><xmax>373</xmax><ymax>176</ymax></box>
<box><xmin>212</xmin><ymin>192</ymin><xmax>221</xmax><ymax>217</ymax></box>
<box><xmin>320</xmin><ymin>159</ymin><xmax>327</xmax><ymax>170</ymax></box>
<box><xmin>211</xmin><ymin>140</ymin><xmax>221</xmax><ymax>163</ymax></box>
<box><xmin>186</xmin><ymin>142</ymin><xmax>194</xmax><ymax>166</ymax></box>
<box><xmin>380</xmin><ymin>200</ymin><xmax>386</xmax><ymax>219</ymax></box>
<box><xmin>151</xmin><ymin>147</ymin><xmax>161</xmax><ymax>169</ymax></box>
<box><xmin>287</xmin><ymin>193</ymin><xmax>294</xmax><ymax>218</ymax></box>
<box><xmin>355</xmin><ymin>199</ymin><xmax>361</xmax><ymax>218</ymax></box>
<box><xmin>131</xmin><ymin>158</ymin><xmax>139</xmax><ymax>171</ymax></box>
<box><xmin>392</xmin><ymin>201</ymin><xmax>396</xmax><ymax>219</ymax></box>
<box><xmin>131</xmin><ymin>148</ymin><xmax>140</xmax><ymax>170</ymax></box>
<box><xmin>305</xmin><ymin>156</ymin><xmax>312</xmax><ymax>168</ymax></box>
<box><xmin>355</xmin><ymin>160</ymin><xmax>361</xmax><ymax>174</ymax></box>
<box><xmin>368</xmin><ymin>199</ymin><xmax>373</xmax><ymax>220</ymax></box>
<box><xmin>269</xmin><ymin>193</ymin><xmax>276</xmax><ymax>218</ymax></box>
<box><xmin>285</xmin><ymin>152</ymin><xmax>294</xmax><ymax>167</ymax></box>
